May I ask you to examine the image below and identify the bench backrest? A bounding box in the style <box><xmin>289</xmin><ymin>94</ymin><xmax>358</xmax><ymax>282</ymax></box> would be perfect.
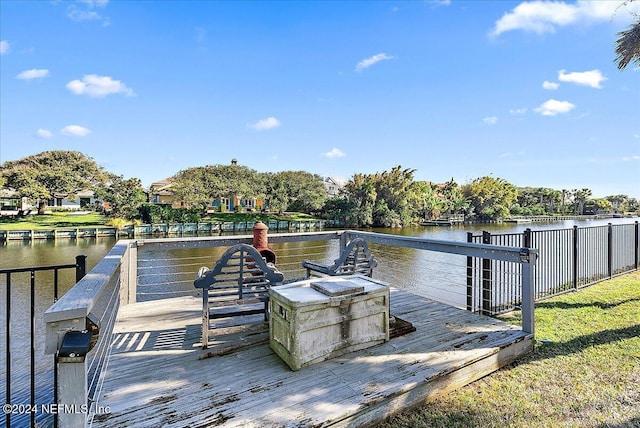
<box><xmin>335</xmin><ymin>237</ymin><xmax>377</xmax><ymax>276</ymax></box>
<box><xmin>194</xmin><ymin>244</ymin><xmax>284</xmax><ymax>300</ymax></box>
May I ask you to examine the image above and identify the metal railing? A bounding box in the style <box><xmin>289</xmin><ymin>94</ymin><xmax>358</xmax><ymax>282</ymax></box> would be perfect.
<box><xmin>1</xmin><ymin>256</ymin><xmax>86</xmax><ymax>428</ymax></box>
<box><xmin>468</xmin><ymin>222</ymin><xmax>639</xmax><ymax>314</ymax></box>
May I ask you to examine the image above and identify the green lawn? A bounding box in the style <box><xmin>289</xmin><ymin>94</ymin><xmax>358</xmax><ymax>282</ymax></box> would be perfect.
<box><xmin>0</xmin><ymin>212</ymin><xmax>109</xmax><ymax>229</ymax></box>
<box><xmin>381</xmin><ymin>270</ymin><xmax>640</xmax><ymax>428</ymax></box>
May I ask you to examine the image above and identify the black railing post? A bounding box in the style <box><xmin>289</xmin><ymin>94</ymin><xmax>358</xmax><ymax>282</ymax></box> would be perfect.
<box><xmin>608</xmin><ymin>223</ymin><xmax>613</xmax><ymax>278</ymax></box>
<box><xmin>5</xmin><ymin>272</ymin><xmax>11</xmax><ymax>428</ymax></box>
<box><xmin>635</xmin><ymin>221</ymin><xmax>639</xmax><ymax>270</ymax></box>
<box><xmin>466</xmin><ymin>232</ymin><xmax>473</xmax><ymax>312</ymax></box>
<box><xmin>76</xmin><ymin>255</ymin><xmax>87</xmax><ymax>282</ymax></box>
<box><xmin>573</xmin><ymin>225</ymin><xmax>579</xmax><ymax>290</ymax></box>
<box><xmin>482</xmin><ymin>231</ymin><xmax>492</xmax><ymax>315</ymax></box>
<box><xmin>523</xmin><ymin>228</ymin><xmax>532</xmax><ymax>248</ymax></box>
<box><xmin>30</xmin><ymin>270</ymin><xmax>36</xmax><ymax>428</ymax></box>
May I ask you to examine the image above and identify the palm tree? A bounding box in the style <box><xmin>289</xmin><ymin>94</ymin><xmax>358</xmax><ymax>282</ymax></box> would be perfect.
<box><xmin>615</xmin><ymin>2</ymin><xmax>640</xmax><ymax>69</ymax></box>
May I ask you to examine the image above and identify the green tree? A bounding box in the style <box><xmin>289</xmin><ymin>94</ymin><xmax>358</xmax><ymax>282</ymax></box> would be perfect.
<box><xmin>95</xmin><ymin>174</ymin><xmax>147</xmax><ymax>219</ymax></box>
<box><xmin>342</xmin><ymin>166</ymin><xmax>418</xmax><ymax>227</ymax></box>
<box><xmin>463</xmin><ymin>176</ymin><xmax>517</xmax><ymax>221</ymax></box>
<box><xmin>320</xmin><ymin>197</ymin><xmax>355</xmax><ymax>226</ymax></box>
<box><xmin>0</xmin><ymin>151</ymin><xmax>107</xmax><ymax>214</ymax></box>
<box><xmin>263</xmin><ymin>171</ymin><xmax>327</xmax><ymax>213</ymax></box>
<box><xmin>171</xmin><ymin>163</ymin><xmax>265</xmax><ymax>211</ymax></box>
<box><xmin>605</xmin><ymin>194</ymin><xmax>630</xmax><ymax>212</ymax></box>
<box><xmin>342</xmin><ymin>173</ymin><xmax>377</xmax><ymax>227</ymax></box>
<box><xmin>592</xmin><ymin>198</ymin><xmax>613</xmax><ymax>212</ymax></box>
<box><xmin>409</xmin><ymin>181</ymin><xmax>443</xmax><ymax>221</ymax></box>
<box><xmin>572</xmin><ymin>188</ymin><xmax>592</xmax><ymax>214</ymax></box>
<box><xmin>614</xmin><ymin>2</ymin><xmax>640</xmax><ymax>69</ymax></box>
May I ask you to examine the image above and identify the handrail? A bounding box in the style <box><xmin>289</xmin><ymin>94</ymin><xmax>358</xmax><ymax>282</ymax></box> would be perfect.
<box><xmin>344</xmin><ymin>230</ymin><xmax>538</xmax><ymax>335</ymax></box>
<box><xmin>344</xmin><ymin>230</ymin><xmax>536</xmax><ymax>263</ymax></box>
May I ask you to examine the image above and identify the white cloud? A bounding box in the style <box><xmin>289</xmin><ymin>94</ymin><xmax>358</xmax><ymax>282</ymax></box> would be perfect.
<box><xmin>355</xmin><ymin>53</ymin><xmax>394</xmax><ymax>72</ymax></box>
<box><xmin>558</xmin><ymin>69</ymin><xmax>606</xmax><ymax>89</ymax></box>
<box><xmin>16</xmin><ymin>69</ymin><xmax>50</xmax><ymax>80</ymax></box>
<box><xmin>36</xmin><ymin>129</ymin><xmax>52</xmax><ymax>139</ymax></box>
<box><xmin>483</xmin><ymin>116</ymin><xmax>498</xmax><ymax>125</ymax></box>
<box><xmin>0</xmin><ymin>40</ymin><xmax>9</xmax><ymax>55</ymax></box>
<box><xmin>622</xmin><ymin>155</ymin><xmax>640</xmax><ymax>161</ymax></box>
<box><xmin>67</xmin><ymin>8</ymin><xmax>101</xmax><ymax>21</ymax></box>
<box><xmin>323</xmin><ymin>148</ymin><xmax>346</xmax><ymax>158</ymax></box>
<box><xmin>491</xmin><ymin>0</ymin><xmax>639</xmax><ymax>37</ymax></box>
<box><xmin>77</xmin><ymin>0</ymin><xmax>109</xmax><ymax>7</ymax></box>
<box><xmin>60</xmin><ymin>125</ymin><xmax>91</xmax><ymax>137</ymax></box>
<box><xmin>249</xmin><ymin>117</ymin><xmax>280</xmax><ymax>130</ymax></box>
<box><xmin>542</xmin><ymin>81</ymin><xmax>559</xmax><ymax>90</ymax></box>
<box><xmin>66</xmin><ymin>74</ymin><xmax>134</xmax><ymax>97</ymax></box>
<box><xmin>534</xmin><ymin>99</ymin><xmax>575</xmax><ymax>116</ymax></box>
<box><xmin>509</xmin><ymin>107</ymin><xmax>528</xmax><ymax>115</ymax></box>
<box><xmin>67</xmin><ymin>1</ymin><xmax>110</xmax><ymax>24</ymax></box>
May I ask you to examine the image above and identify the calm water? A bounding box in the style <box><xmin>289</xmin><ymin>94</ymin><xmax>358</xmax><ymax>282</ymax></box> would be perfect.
<box><xmin>1</xmin><ymin>217</ymin><xmax>637</xmax><ymax>426</ymax></box>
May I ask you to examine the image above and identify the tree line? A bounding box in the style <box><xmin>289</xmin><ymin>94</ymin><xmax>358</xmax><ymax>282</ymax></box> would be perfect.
<box><xmin>1</xmin><ymin>151</ymin><xmax>638</xmax><ymax>227</ymax></box>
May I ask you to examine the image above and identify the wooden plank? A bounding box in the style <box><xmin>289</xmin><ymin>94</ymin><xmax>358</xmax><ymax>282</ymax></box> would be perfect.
<box><xmin>94</xmin><ymin>289</ymin><xmax>531</xmax><ymax>428</ymax></box>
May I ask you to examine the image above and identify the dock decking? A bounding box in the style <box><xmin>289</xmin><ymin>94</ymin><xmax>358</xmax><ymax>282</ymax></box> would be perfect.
<box><xmin>94</xmin><ymin>288</ymin><xmax>533</xmax><ymax>427</ymax></box>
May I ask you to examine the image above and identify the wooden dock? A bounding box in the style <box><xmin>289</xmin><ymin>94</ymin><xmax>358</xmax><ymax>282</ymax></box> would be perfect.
<box><xmin>93</xmin><ymin>288</ymin><xmax>533</xmax><ymax>427</ymax></box>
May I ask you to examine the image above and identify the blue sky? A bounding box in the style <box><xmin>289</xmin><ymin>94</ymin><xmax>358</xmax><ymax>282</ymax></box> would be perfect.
<box><xmin>1</xmin><ymin>0</ymin><xmax>639</xmax><ymax>198</ymax></box>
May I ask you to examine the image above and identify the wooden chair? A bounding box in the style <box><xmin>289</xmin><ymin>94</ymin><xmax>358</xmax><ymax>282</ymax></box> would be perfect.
<box><xmin>302</xmin><ymin>237</ymin><xmax>377</xmax><ymax>278</ymax></box>
<box><xmin>194</xmin><ymin>244</ymin><xmax>284</xmax><ymax>349</ymax></box>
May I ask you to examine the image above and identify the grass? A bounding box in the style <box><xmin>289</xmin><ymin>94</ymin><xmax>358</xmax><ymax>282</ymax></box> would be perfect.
<box><xmin>381</xmin><ymin>270</ymin><xmax>640</xmax><ymax>428</ymax></box>
<box><xmin>0</xmin><ymin>212</ymin><xmax>109</xmax><ymax>229</ymax></box>
<box><xmin>0</xmin><ymin>211</ymin><xmax>319</xmax><ymax>230</ymax></box>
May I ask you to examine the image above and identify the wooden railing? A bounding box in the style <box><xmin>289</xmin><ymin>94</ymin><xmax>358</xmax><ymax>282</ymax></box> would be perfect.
<box><xmin>43</xmin><ymin>230</ymin><xmax>537</xmax><ymax>427</ymax></box>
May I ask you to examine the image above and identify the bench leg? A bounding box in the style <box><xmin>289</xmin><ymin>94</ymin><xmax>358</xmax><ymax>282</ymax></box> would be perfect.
<box><xmin>202</xmin><ymin>292</ymin><xmax>209</xmax><ymax>349</ymax></box>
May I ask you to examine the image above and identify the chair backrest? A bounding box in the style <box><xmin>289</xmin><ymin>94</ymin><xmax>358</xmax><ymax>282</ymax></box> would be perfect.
<box><xmin>332</xmin><ymin>238</ymin><xmax>378</xmax><ymax>277</ymax></box>
<box><xmin>194</xmin><ymin>244</ymin><xmax>284</xmax><ymax>299</ymax></box>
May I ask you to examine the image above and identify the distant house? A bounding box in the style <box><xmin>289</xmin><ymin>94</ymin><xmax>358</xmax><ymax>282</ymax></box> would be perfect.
<box><xmin>210</xmin><ymin>195</ymin><xmax>265</xmax><ymax>212</ymax></box>
<box><xmin>45</xmin><ymin>190</ymin><xmax>98</xmax><ymax>210</ymax></box>
<box><xmin>1</xmin><ymin>188</ymin><xmax>98</xmax><ymax>214</ymax></box>
<box><xmin>323</xmin><ymin>177</ymin><xmax>345</xmax><ymax>197</ymax></box>
<box><xmin>149</xmin><ymin>177</ymin><xmax>264</xmax><ymax>212</ymax></box>
<box><xmin>149</xmin><ymin>178</ymin><xmax>184</xmax><ymax>208</ymax></box>
<box><xmin>0</xmin><ymin>188</ymin><xmax>31</xmax><ymax>215</ymax></box>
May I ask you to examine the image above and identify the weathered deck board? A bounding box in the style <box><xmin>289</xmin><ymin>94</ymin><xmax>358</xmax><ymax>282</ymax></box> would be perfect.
<box><xmin>94</xmin><ymin>288</ymin><xmax>532</xmax><ymax>427</ymax></box>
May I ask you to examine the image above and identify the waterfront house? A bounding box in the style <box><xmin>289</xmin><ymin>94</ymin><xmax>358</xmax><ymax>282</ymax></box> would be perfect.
<box><xmin>45</xmin><ymin>190</ymin><xmax>98</xmax><ymax>210</ymax></box>
<box><xmin>323</xmin><ymin>176</ymin><xmax>345</xmax><ymax>196</ymax></box>
<box><xmin>148</xmin><ymin>178</ymin><xmax>184</xmax><ymax>208</ymax></box>
<box><xmin>149</xmin><ymin>177</ymin><xmax>264</xmax><ymax>212</ymax></box>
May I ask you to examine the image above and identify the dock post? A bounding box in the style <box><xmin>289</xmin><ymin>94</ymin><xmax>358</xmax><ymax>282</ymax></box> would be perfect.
<box><xmin>521</xmin><ymin>248</ymin><xmax>536</xmax><ymax>335</ymax></box>
<box><xmin>57</xmin><ymin>359</ymin><xmax>88</xmax><ymax>428</ymax></box>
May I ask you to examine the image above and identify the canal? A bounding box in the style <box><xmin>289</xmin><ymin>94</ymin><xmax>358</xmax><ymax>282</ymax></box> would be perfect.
<box><xmin>1</xmin><ymin>217</ymin><xmax>637</xmax><ymax>426</ymax></box>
